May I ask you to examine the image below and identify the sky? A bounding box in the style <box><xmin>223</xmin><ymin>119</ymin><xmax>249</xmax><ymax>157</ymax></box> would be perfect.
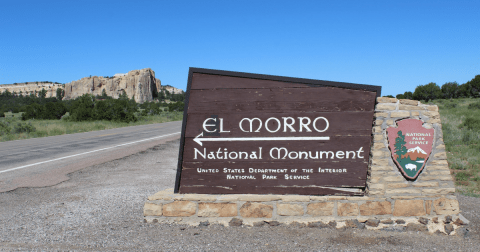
<box><xmin>0</xmin><ymin>0</ymin><xmax>479</xmax><ymax>97</ymax></box>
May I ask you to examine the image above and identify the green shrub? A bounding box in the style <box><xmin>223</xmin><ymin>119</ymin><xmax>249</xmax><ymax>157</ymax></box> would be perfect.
<box><xmin>396</xmin><ymin>91</ymin><xmax>414</xmax><ymax>100</ymax></box>
<box><xmin>12</xmin><ymin>121</ymin><xmax>36</xmax><ymax>133</ymax></box>
<box><xmin>68</xmin><ymin>94</ymin><xmax>95</xmax><ymax>121</ymax></box>
<box><xmin>0</xmin><ymin>120</ymin><xmax>11</xmax><ymax>135</ymax></box>
<box><xmin>468</xmin><ymin>101</ymin><xmax>480</xmax><ymax>109</ymax></box>
<box><xmin>22</xmin><ymin>103</ymin><xmax>44</xmax><ymax>120</ymax></box>
<box><xmin>465</xmin><ymin>75</ymin><xmax>480</xmax><ymax>98</ymax></box>
<box><xmin>461</xmin><ymin>117</ymin><xmax>480</xmax><ymax>131</ymax></box>
<box><xmin>456</xmin><ymin>172</ymin><xmax>470</xmax><ymax>181</ymax></box>
<box><xmin>139</xmin><ymin>101</ymin><xmax>162</xmax><ymax>116</ymax></box>
<box><xmin>462</xmin><ymin>130</ymin><xmax>474</xmax><ymax>142</ymax></box>
<box><xmin>0</xmin><ymin>119</ymin><xmax>35</xmax><ymax>135</ymax></box>
<box><xmin>168</xmin><ymin>101</ymin><xmax>185</xmax><ymax>112</ymax></box>
<box><xmin>21</xmin><ymin>102</ymin><xmax>66</xmax><ymax>120</ymax></box>
<box><xmin>441</xmin><ymin>82</ymin><xmax>460</xmax><ymax>99</ymax></box>
<box><xmin>61</xmin><ymin>112</ymin><xmax>70</xmax><ymax>120</ymax></box>
<box><xmin>444</xmin><ymin>103</ymin><xmax>457</xmax><ymax>109</ymax></box>
<box><xmin>413</xmin><ymin>82</ymin><xmax>442</xmax><ymax>101</ymax></box>
<box><xmin>450</xmin><ymin>162</ymin><xmax>467</xmax><ymax>170</ymax></box>
<box><xmin>68</xmin><ymin>95</ymin><xmax>138</xmax><ymax>123</ymax></box>
<box><xmin>403</xmin><ymin>91</ymin><xmax>413</xmax><ymax>99</ymax></box>
<box><xmin>43</xmin><ymin>102</ymin><xmax>67</xmax><ymax>119</ymax></box>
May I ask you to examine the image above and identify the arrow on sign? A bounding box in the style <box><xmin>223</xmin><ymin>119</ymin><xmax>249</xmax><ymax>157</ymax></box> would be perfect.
<box><xmin>193</xmin><ymin>132</ymin><xmax>330</xmax><ymax>146</ymax></box>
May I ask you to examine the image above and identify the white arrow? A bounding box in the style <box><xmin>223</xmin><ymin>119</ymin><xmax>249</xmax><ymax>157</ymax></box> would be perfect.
<box><xmin>193</xmin><ymin>132</ymin><xmax>330</xmax><ymax>146</ymax></box>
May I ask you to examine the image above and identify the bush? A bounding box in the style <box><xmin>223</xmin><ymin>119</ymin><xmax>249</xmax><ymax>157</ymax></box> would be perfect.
<box><xmin>465</xmin><ymin>75</ymin><xmax>480</xmax><ymax>98</ymax></box>
<box><xmin>444</xmin><ymin>103</ymin><xmax>457</xmax><ymax>109</ymax></box>
<box><xmin>43</xmin><ymin>102</ymin><xmax>67</xmax><ymax>119</ymax></box>
<box><xmin>459</xmin><ymin>83</ymin><xmax>472</xmax><ymax>98</ymax></box>
<box><xmin>22</xmin><ymin>103</ymin><xmax>44</xmax><ymax>120</ymax></box>
<box><xmin>468</xmin><ymin>101</ymin><xmax>480</xmax><ymax>110</ymax></box>
<box><xmin>93</xmin><ymin>99</ymin><xmax>137</xmax><ymax>122</ymax></box>
<box><xmin>139</xmin><ymin>101</ymin><xmax>162</xmax><ymax>116</ymax></box>
<box><xmin>0</xmin><ymin>120</ymin><xmax>11</xmax><ymax>135</ymax></box>
<box><xmin>461</xmin><ymin>117</ymin><xmax>480</xmax><ymax>131</ymax></box>
<box><xmin>413</xmin><ymin>82</ymin><xmax>442</xmax><ymax>101</ymax></box>
<box><xmin>168</xmin><ymin>101</ymin><xmax>184</xmax><ymax>112</ymax></box>
<box><xmin>0</xmin><ymin>119</ymin><xmax>35</xmax><ymax>135</ymax></box>
<box><xmin>456</xmin><ymin>172</ymin><xmax>470</xmax><ymax>181</ymax></box>
<box><xmin>69</xmin><ymin>94</ymin><xmax>95</xmax><ymax>121</ymax></box>
<box><xmin>22</xmin><ymin>102</ymin><xmax>66</xmax><ymax>120</ymax></box>
<box><xmin>396</xmin><ymin>91</ymin><xmax>413</xmax><ymax>100</ymax></box>
<box><xmin>12</xmin><ymin>121</ymin><xmax>36</xmax><ymax>133</ymax></box>
<box><xmin>441</xmin><ymin>82</ymin><xmax>460</xmax><ymax>99</ymax></box>
<box><xmin>66</xmin><ymin>95</ymin><xmax>138</xmax><ymax>123</ymax></box>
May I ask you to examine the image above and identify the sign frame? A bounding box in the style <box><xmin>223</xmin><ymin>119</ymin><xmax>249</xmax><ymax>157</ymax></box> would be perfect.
<box><xmin>174</xmin><ymin>68</ymin><xmax>381</xmax><ymax>194</ymax></box>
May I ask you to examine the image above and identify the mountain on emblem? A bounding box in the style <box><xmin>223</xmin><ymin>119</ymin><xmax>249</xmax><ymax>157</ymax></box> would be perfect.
<box><xmin>386</xmin><ymin>119</ymin><xmax>435</xmax><ymax>180</ymax></box>
<box><xmin>403</xmin><ymin>146</ymin><xmax>428</xmax><ymax>162</ymax></box>
<box><xmin>408</xmin><ymin>146</ymin><xmax>427</xmax><ymax>154</ymax></box>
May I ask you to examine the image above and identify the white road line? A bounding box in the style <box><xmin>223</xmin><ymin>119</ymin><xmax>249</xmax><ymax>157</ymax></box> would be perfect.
<box><xmin>0</xmin><ymin>132</ymin><xmax>181</xmax><ymax>174</ymax></box>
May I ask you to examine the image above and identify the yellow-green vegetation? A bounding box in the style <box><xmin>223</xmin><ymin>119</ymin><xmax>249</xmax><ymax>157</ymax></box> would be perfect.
<box><xmin>3</xmin><ymin>112</ymin><xmax>24</xmax><ymax>118</ymax></box>
<box><xmin>427</xmin><ymin>98</ymin><xmax>480</xmax><ymax>197</ymax></box>
<box><xmin>0</xmin><ymin>112</ymin><xmax>183</xmax><ymax>142</ymax></box>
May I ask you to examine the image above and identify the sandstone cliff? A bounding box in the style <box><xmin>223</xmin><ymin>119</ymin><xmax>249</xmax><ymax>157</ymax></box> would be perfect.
<box><xmin>162</xmin><ymin>85</ymin><xmax>184</xmax><ymax>94</ymax></box>
<box><xmin>0</xmin><ymin>82</ymin><xmax>63</xmax><ymax>98</ymax></box>
<box><xmin>64</xmin><ymin>68</ymin><xmax>159</xmax><ymax>103</ymax></box>
<box><xmin>1</xmin><ymin>68</ymin><xmax>184</xmax><ymax>103</ymax></box>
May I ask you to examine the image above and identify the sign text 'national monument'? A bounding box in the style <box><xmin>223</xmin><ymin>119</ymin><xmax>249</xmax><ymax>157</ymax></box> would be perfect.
<box><xmin>175</xmin><ymin>68</ymin><xmax>381</xmax><ymax>195</ymax></box>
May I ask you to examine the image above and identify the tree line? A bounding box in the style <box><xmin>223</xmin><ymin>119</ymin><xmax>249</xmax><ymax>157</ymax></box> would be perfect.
<box><xmin>391</xmin><ymin>74</ymin><xmax>480</xmax><ymax>101</ymax></box>
<box><xmin>0</xmin><ymin>88</ymin><xmax>185</xmax><ymax>123</ymax></box>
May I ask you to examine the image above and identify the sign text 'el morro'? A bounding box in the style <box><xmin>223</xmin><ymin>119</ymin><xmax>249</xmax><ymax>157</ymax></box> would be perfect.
<box><xmin>175</xmin><ymin>68</ymin><xmax>381</xmax><ymax>195</ymax></box>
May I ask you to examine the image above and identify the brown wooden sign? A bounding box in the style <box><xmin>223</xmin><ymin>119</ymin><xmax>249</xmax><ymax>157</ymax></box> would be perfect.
<box><xmin>175</xmin><ymin>68</ymin><xmax>381</xmax><ymax>195</ymax></box>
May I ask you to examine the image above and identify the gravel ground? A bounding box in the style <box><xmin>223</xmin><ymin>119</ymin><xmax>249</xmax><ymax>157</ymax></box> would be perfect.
<box><xmin>0</xmin><ymin>140</ymin><xmax>479</xmax><ymax>251</ymax></box>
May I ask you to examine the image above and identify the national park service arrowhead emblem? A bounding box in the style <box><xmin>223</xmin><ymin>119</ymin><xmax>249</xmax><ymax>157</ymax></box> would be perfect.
<box><xmin>386</xmin><ymin>119</ymin><xmax>434</xmax><ymax>180</ymax></box>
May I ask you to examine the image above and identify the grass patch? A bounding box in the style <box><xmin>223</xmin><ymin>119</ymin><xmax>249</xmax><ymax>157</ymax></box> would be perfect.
<box><xmin>0</xmin><ymin>112</ymin><xmax>183</xmax><ymax>142</ymax></box>
<box><xmin>427</xmin><ymin>98</ymin><xmax>480</xmax><ymax>197</ymax></box>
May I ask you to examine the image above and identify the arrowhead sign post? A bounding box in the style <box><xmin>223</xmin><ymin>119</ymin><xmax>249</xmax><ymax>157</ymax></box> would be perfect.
<box><xmin>175</xmin><ymin>68</ymin><xmax>381</xmax><ymax>195</ymax></box>
<box><xmin>386</xmin><ymin>119</ymin><xmax>435</xmax><ymax>180</ymax></box>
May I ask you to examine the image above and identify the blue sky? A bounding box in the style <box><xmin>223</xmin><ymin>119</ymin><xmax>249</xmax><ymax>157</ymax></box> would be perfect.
<box><xmin>1</xmin><ymin>0</ymin><xmax>479</xmax><ymax>96</ymax></box>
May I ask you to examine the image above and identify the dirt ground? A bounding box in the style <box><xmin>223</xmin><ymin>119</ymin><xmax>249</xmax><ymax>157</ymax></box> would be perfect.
<box><xmin>1</xmin><ymin>140</ymin><xmax>479</xmax><ymax>251</ymax></box>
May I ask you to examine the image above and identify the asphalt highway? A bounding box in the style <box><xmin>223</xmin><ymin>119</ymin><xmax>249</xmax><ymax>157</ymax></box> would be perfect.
<box><xmin>0</xmin><ymin>121</ymin><xmax>182</xmax><ymax>192</ymax></box>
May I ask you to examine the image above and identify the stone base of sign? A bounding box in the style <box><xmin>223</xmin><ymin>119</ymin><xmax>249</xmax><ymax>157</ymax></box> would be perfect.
<box><xmin>144</xmin><ymin>188</ymin><xmax>466</xmax><ymax>234</ymax></box>
<box><xmin>144</xmin><ymin>98</ymin><xmax>468</xmax><ymax>235</ymax></box>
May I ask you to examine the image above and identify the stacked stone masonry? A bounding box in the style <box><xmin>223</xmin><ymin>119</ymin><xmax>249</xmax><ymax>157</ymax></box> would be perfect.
<box><xmin>144</xmin><ymin>98</ymin><xmax>465</xmax><ymax>235</ymax></box>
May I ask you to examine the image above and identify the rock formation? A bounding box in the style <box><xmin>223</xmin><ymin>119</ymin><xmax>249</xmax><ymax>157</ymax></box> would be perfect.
<box><xmin>161</xmin><ymin>85</ymin><xmax>184</xmax><ymax>95</ymax></box>
<box><xmin>64</xmin><ymin>68</ymin><xmax>160</xmax><ymax>103</ymax></box>
<box><xmin>0</xmin><ymin>82</ymin><xmax>63</xmax><ymax>98</ymax></box>
<box><xmin>1</xmin><ymin>68</ymin><xmax>184</xmax><ymax>103</ymax></box>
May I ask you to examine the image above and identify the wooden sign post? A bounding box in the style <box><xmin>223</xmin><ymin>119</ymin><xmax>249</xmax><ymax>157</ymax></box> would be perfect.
<box><xmin>175</xmin><ymin>68</ymin><xmax>381</xmax><ymax>195</ymax></box>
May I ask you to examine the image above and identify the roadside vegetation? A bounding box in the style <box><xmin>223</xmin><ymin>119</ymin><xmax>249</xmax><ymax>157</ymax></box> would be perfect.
<box><xmin>0</xmin><ymin>113</ymin><xmax>183</xmax><ymax>142</ymax></box>
<box><xmin>0</xmin><ymin>87</ymin><xmax>185</xmax><ymax>142</ymax></box>
<box><xmin>426</xmin><ymin>98</ymin><xmax>480</xmax><ymax>197</ymax></box>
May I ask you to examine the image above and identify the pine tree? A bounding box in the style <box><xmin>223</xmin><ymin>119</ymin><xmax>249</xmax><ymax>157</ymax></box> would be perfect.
<box><xmin>394</xmin><ymin>130</ymin><xmax>407</xmax><ymax>160</ymax></box>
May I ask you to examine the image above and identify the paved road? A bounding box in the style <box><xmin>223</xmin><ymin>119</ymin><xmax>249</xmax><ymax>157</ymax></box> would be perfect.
<box><xmin>0</xmin><ymin>121</ymin><xmax>182</xmax><ymax>192</ymax></box>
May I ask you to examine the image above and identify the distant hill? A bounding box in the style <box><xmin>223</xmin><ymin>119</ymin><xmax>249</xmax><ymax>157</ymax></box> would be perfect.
<box><xmin>162</xmin><ymin>85</ymin><xmax>184</xmax><ymax>94</ymax></box>
<box><xmin>1</xmin><ymin>69</ymin><xmax>184</xmax><ymax>103</ymax></box>
<box><xmin>0</xmin><ymin>82</ymin><xmax>63</xmax><ymax>98</ymax></box>
<box><xmin>64</xmin><ymin>68</ymin><xmax>160</xmax><ymax>103</ymax></box>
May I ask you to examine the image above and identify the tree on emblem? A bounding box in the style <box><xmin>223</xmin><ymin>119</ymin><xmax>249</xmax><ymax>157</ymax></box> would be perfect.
<box><xmin>394</xmin><ymin>130</ymin><xmax>407</xmax><ymax>160</ymax></box>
